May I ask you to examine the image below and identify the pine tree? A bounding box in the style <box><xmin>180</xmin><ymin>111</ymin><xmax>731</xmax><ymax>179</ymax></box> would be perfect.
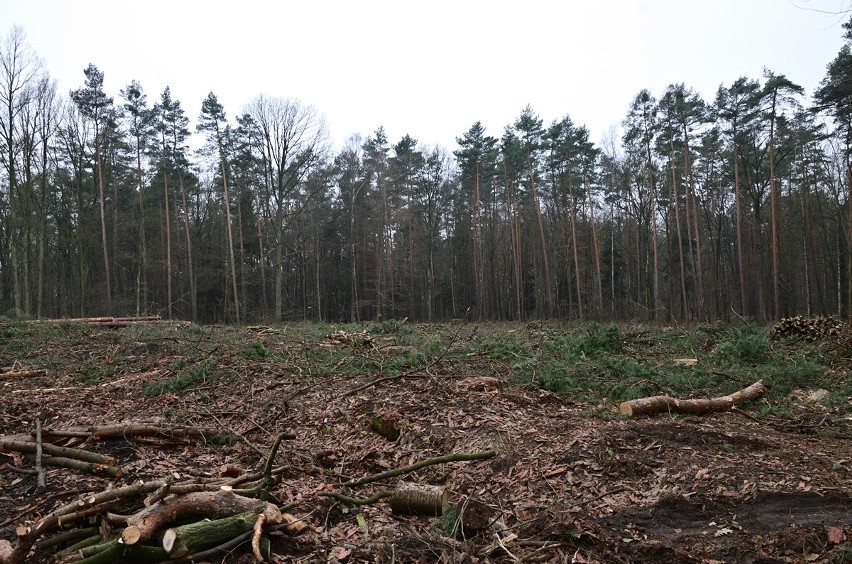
<box><xmin>120</xmin><ymin>80</ymin><xmax>152</xmax><ymax>316</ymax></box>
<box><xmin>198</xmin><ymin>92</ymin><xmax>240</xmax><ymax>323</ymax></box>
<box><xmin>814</xmin><ymin>19</ymin><xmax>852</xmax><ymax>319</ymax></box>
<box><xmin>454</xmin><ymin>122</ymin><xmax>498</xmax><ymax>320</ymax></box>
<box><xmin>71</xmin><ymin>64</ymin><xmax>114</xmax><ymax>315</ymax></box>
<box><xmin>716</xmin><ymin>77</ymin><xmax>761</xmax><ymax>317</ymax></box>
<box><xmin>623</xmin><ymin>90</ymin><xmax>662</xmax><ymax>320</ymax></box>
<box><xmin>761</xmin><ymin>70</ymin><xmax>804</xmax><ymax>320</ymax></box>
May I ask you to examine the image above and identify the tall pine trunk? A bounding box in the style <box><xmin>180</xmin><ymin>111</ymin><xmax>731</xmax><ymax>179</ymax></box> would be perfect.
<box><xmin>768</xmin><ymin>90</ymin><xmax>781</xmax><ymax>320</ymax></box>
<box><xmin>161</xmin><ymin>149</ymin><xmax>172</xmax><ymax>320</ymax></box>
<box><xmin>95</xmin><ymin>123</ymin><xmax>112</xmax><ymax>315</ymax></box>
<box><xmin>669</xmin><ymin>157</ymin><xmax>689</xmax><ymax>322</ymax></box>
<box><xmin>216</xmin><ymin>128</ymin><xmax>240</xmax><ymax>324</ymax></box>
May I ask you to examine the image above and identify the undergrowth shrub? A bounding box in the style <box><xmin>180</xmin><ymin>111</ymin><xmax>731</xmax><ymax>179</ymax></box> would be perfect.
<box><xmin>367</xmin><ymin>319</ymin><xmax>414</xmax><ymax>335</ymax></box>
<box><xmin>242</xmin><ymin>341</ymin><xmax>270</xmax><ymax>358</ymax></box>
<box><xmin>573</xmin><ymin>323</ymin><xmax>622</xmax><ymax>357</ymax></box>
<box><xmin>485</xmin><ymin>336</ymin><xmax>532</xmax><ymax>360</ymax></box>
<box><xmin>75</xmin><ymin>356</ymin><xmax>117</xmax><ymax>384</ymax></box>
<box><xmin>143</xmin><ymin>359</ymin><xmax>216</xmax><ymax>397</ymax></box>
<box><xmin>711</xmin><ymin>324</ymin><xmax>770</xmax><ymax>364</ymax></box>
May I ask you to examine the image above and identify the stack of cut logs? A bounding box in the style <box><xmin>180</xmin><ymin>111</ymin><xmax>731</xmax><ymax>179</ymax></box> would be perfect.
<box><xmin>771</xmin><ymin>315</ymin><xmax>845</xmax><ymax>341</ymax></box>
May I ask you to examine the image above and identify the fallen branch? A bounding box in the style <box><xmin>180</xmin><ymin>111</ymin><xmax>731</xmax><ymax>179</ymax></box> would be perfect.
<box><xmin>34</xmin><ymin>420</ymin><xmax>45</xmax><ymax>493</ymax></box>
<box><xmin>318</xmin><ymin>490</ymin><xmax>395</xmax><ymax>506</ymax></box>
<box><xmin>251</xmin><ymin>514</ymin><xmax>266</xmax><ymax>562</ymax></box>
<box><xmin>3</xmin><ymin>481</ymin><xmax>168</xmax><ymax>563</ymax></box>
<box><xmin>39</xmin><ymin>456</ymin><xmax>124</xmax><ymax>478</ymax></box>
<box><xmin>619</xmin><ymin>380</ymin><xmax>766</xmax><ymax>417</ymax></box>
<box><xmin>37</xmin><ymin>423</ymin><xmax>229</xmax><ymax>444</ymax></box>
<box><xmin>341</xmin><ymin>450</ymin><xmax>496</xmax><ymax>488</ymax></box>
<box><xmin>0</xmin><ymin>368</ymin><xmax>46</xmax><ymax>379</ymax></box>
<box><xmin>0</xmin><ymin>436</ymin><xmax>117</xmax><ymax>465</ymax></box>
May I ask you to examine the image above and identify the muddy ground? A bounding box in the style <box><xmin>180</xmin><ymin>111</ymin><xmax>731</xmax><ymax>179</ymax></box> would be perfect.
<box><xmin>0</xmin><ymin>321</ymin><xmax>850</xmax><ymax>563</ymax></box>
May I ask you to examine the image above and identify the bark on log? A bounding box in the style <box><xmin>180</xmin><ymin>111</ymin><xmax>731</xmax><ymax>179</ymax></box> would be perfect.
<box><xmin>32</xmin><ymin>315</ymin><xmax>161</xmax><ymax>327</ymax></box>
<box><xmin>36</xmin><ymin>423</ymin><xmax>229</xmax><ymax>444</ymax></box>
<box><xmin>34</xmin><ymin>420</ymin><xmax>45</xmax><ymax>492</ymax></box>
<box><xmin>37</xmin><ymin>526</ymin><xmax>99</xmax><ymax>550</ymax></box>
<box><xmin>619</xmin><ymin>380</ymin><xmax>766</xmax><ymax>417</ymax></box>
<box><xmin>39</xmin><ymin>456</ymin><xmax>124</xmax><ymax>478</ymax></box>
<box><xmin>389</xmin><ymin>482</ymin><xmax>448</xmax><ymax>516</ymax></box>
<box><xmin>0</xmin><ymin>436</ymin><xmax>117</xmax><ymax>465</ymax></box>
<box><xmin>161</xmin><ymin>511</ymin><xmax>259</xmax><ymax>557</ymax></box>
<box><xmin>121</xmin><ymin>488</ymin><xmax>282</xmax><ymax>546</ymax></box>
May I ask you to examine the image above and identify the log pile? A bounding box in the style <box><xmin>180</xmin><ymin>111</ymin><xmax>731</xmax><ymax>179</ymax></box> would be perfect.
<box><xmin>771</xmin><ymin>315</ymin><xmax>845</xmax><ymax>342</ymax></box>
<box><xmin>31</xmin><ymin>316</ymin><xmax>162</xmax><ymax>328</ymax></box>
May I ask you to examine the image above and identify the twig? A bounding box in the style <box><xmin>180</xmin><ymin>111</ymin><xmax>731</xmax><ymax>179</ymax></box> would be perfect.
<box><xmin>317</xmin><ymin>491</ymin><xmax>394</xmax><ymax>506</ymax></box>
<box><xmin>341</xmin><ymin>450</ymin><xmax>496</xmax><ymax>488</ymax></box>
<box><xmin>569</xmin><ymin>486</ymin><xmax>628</xmax><ymax>508</ymax></box>
<box><xmin>235</xmin><ymin>431</ymin><xmax>296</xmax><ymax>500</ymax></box>
<box><xmin>493</xmin><ymin>533</ymin><xmax>521</xmax><ymax>562</ymax></box>
<box><xmin>730</xmin><ymin>406</ymin><xmax>763</xmax><ymax>423</ymax></box>
<box><xmin>201</xmin><ymin>406</ymin><xmax>267</xmax><ymax>458</ymax></box>
<box><xmin>144</xmin><ymin>475</ymin><xmax>174</xmax><ymax>507</ymax></box>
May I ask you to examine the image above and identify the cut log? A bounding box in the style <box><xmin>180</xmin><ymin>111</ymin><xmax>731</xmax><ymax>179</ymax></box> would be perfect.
<box><xmin>34</xmin><ymin>420</ymin><xmax>45</xmax><ymax>492</ymax></box>
<box><xmin>389</xmin><ymin>482</ymin><xmax>448</xmax><ymax>516</ymax></box>
<box><xmin>0</xmin><ymin>437</ymin><xmax>117</xmax><ymax>465</ymax></box>
<box><xmin>161</xmin><ymin>511</ymin><xmax>259</xmax><ymax>557</ymax></box>
<box><xmin>219</xmin><ymin>463</ymin><xmax>246</xmax><ymax>478</ymax></box>
<box><xmin>31</xmin><ymin>315</ymin><xmax>162</xmax><ymax>327</ymax></box>
<box><xmin>619</xmin><ymin>380</ymin><xmax>766</xmax><ymax>417</ymax></box>
<box><xmin>121</xmin><ymin>488</ymin><xmax>282</xmax><ymax>546</ymax></box>
<box><xmin>39</xmin><ymin>456</ymin><xmax>124</xmax><ymax>478</ymax></box>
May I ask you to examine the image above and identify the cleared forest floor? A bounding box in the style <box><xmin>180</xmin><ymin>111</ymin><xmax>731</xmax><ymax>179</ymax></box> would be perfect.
<box><xmin>1</xmin><ymin>319</ymin><xmax>851</xmax><ymax>563</ymax></box>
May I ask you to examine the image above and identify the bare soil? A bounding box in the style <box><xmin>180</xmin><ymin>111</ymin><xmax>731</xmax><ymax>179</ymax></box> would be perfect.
<box><xmin>1</xmin><ymin>321</ymin><xmax>850</xmax><ymax>563</ymax></box>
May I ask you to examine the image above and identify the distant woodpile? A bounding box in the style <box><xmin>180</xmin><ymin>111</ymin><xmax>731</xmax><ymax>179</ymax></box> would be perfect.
<box><xmin>771</xmin><ymin>316</ymin><xmax>846</xmax><ymax>342</ymax></box>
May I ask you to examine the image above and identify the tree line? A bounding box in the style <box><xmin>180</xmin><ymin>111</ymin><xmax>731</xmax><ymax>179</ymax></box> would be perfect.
<box><xmin>1</xmin><ymin>22</ymin><xmax>850</xmax><ymax>324</ymax></box>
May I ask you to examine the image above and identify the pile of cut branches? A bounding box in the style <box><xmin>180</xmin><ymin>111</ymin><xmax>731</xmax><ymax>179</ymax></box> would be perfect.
<box><xmin>0</xmin><ymin>421</ymin><xmax>495</xmax><ymax>563</ymax></box>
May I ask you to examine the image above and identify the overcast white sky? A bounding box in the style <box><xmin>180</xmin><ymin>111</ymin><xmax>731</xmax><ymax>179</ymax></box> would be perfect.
<box><xmin>2</xmin><ymin>0</ymin><xmax>851</xmax><ymax>151</ymax></box>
